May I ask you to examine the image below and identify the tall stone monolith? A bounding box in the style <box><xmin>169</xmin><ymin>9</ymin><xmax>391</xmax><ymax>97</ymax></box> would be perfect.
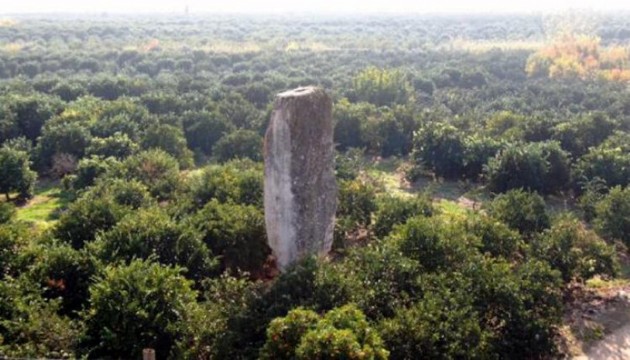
<box><xmin>264</xmin><ymin>86</ymin><xmax>337</xmax><ymax>270</ymax></box>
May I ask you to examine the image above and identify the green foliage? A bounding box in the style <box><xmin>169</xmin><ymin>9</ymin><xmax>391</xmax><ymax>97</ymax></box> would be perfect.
<box><xmin>573</xmin><ymin>144</ymin><xmax>630</xmax><ymax>191</ymax></box>
<box><xmin>337</xmin><ymin>179</ymin><xmax>377</xmax><ymax>229</ymax></box>
<box><xmin>262</xmin><ymin>305</ymin><xmax>389</xmax><ymax>360</ymax></box>
<box><xmin>28</xmin><ymin>243</ymin><xmax>98</xmax><ymax>314</ymax></box>
<box><xmin>0</xmin><ymin>223</ymin><xmax>29</xmax><ymax>279</ymax></box>
<box><xmin>117</xmin><ymin>149</ymin><xmax>181</xmax><ymax>200</ymax></box>
<box><xmin>183</xmin><ymin>110</ymin><xmax>234</xmax><ymax>156</ymax></box>
<box><xmin>141</xmin><ymin>123</ymin><xmax>194</xmax><ymax>168</ymax></box>
<box><xmin>352</xmin><ymin>67</ymin><xmax>411</xmax><ymax>106</ymax></box>
<box><xmin>72</xmin><ymin>155</ymin><xmax>120</xmax><ymax>190</ymax></box>
<box><xmin>486</xmin><ymin>189</ymin><xmax>550</xmax><ymax>236</ymax></box>
<box><xmin>86</xmin><ymin>132</ymin><xmax>139</xmax><ymax>159</ymax></box>
<box><xmin>411</xmin><ymin>122</ymin><xmax>465</xmax><ymax>179</ymax></box>
<box><xmin>212</xmin><ymin>129</ymin><xmax>263</xmax><ymax>163</ymax></box>
<box><xmin>82</xmin><ymin>259</ymin><xmax>198</xmax><ymax>359</ymax></box>
<box><xmin>91</xmin><ymin>207</ymin><xmax>215</xmax><ymax>282</ymax></box>
<box><xmin>552</xmin><ymin>112</ymin><xmax>617</xmax><ymax>157</ymax></box>
<box><xmin>0</xmin><ymin>276</ymin><xmax>81</xmax><ymax>359</ymax></box>
<box><xmin>373</xmin><ymin>194</ymin><xmax>434</xmax><ymax>238</ymax></box>
<box><xmin>185</xmin><ymin>160</ymin><xmax>263</xmax><ymax>209</ymax></box>
<box><xmin>486</xmin><ymin>141</ymin><xmax>571</xmax><ymax>194</ymax></box>
<box><xmin>54</xmin><ymin>196</ymin><xmax>129</xmax><ymax>249</ymax></box>
<box><xmin>0</xmin><ymin>145</ymin><xmax>37</xmax><ymax>200</ymax></box>
<box><xmin>594</xmin><ymin>186</ymin><xmax>630</xmax><ymax>244</ymax></box>
<box><xmin>379</xmin><ymin>274</ymin><xmax>490</xmax><ymax>359</ymax></box>
<box><xmin>260</xmin><ymin>308</ymin><xmax>320</xmax><ymax>360</ymax></box>
<box><xmin>190</xmin><ymin>200</ymin><xmax>269</xmax><ymax>273</ymax></box>
<box><xmin>35</xmin><ymin>120</ymin><xmax>92</xmax><ymax>171</ymax></box>
<box><xmin>463</xmin><ymin>214</ymin><xmax>522</xmax><ymax>259</ymax></box>
<box><xmin>390</xmin><ymin>216</ymin><xmax>477</xmax><ymax>272</ymax></box>
<box><xmin>0</xmin><ymin>203</ymin><xmax>15</xmax><ymax>225</ymax></box>
<box><xmin>532</xmin><ymin>216</ymin><xmax>618</xmax><ymax>282</ymax></box>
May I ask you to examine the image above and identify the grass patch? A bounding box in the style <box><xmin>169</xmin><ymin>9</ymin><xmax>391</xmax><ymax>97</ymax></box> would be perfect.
<box><xmin>15</xmin><ymin>180</ymin><xmax>73</xmax><ymax>226</ymax></box>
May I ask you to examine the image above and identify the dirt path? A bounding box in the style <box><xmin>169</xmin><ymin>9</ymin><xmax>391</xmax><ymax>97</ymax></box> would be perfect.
<box><xmin>575</xmin><ymin>323</ymin><xmax>630</xmax><ymax>359</ymax></box>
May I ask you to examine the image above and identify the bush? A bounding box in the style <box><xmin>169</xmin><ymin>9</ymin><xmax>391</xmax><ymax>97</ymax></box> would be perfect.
<box><xmin>411</xmin><ymin>122</ymin><xmax>465</xmax><ymax>179</ymax></box>
<box><xmin>0</xmin><ymin>146</ymin><xmax>37</xmax><ymax>201</ymax></box>
<box><xmin>86</xmin><ymin>133</ymin><xmax>139</xmax><ymax>159</ymax></box>
<box><xmin>485</xmin><ymin>141</ymin><xmax>570</xmax><ymax>194</ymax></box>
<box><xmin>337</xmin><ymin>179</ymin><xmax>377</xmax><ymax>230</ymax></box>
<box><xmin>54</xmin><ymin>196</ymin><xmax>129</xmax><ymax>249</ymax></box>
<box><xmin>352</xmin><ymin>67</ymin><xmax>411</xmax><ymax>106</ymax></box>
<box><xmin>390</xmin><ymin>215</ymin><xmax>476</xmax><ymax>272</ymax></box>
<box><xmin>262</xmin><ymin>305</ymin><xmax>388</xmax><ymax>360</ymax></box>
<box><xmin>72</xmin><ymin>155</ymin><xmax>119</xmax><ymax>190</ymax></box>
<box><xmin>594</xmin><ymin>186</ymin><xmax>630</xmax><ymax>244</ymax></box>
<box><xmin>463</xmin><ymin>214</ymin><xmax>522</xmax><ymax>259</ymax></box>
<box><xmin>141</xmin><ymin>124</ymin><xmax>194</xmax><ymax>169</ymax></box>
<box><xmin>532</xmin><ymin>217</ymin><xmax>618</xmax><ymax>282</ymax></box>
<box><xmin>260</xmin><ymin>308</ymin><xmax>320</xmax><ymax>360</ymax></box>
<box><xmin>185</xmin><ymin>160</ymin><xmax>263</xmax><ymax>209</ymax></box>
<box><xmin>191</xmin><ymin>200</ymin><xmax>269</xmax><ymax>274</ymax></box>
<box><xmin>486</xmin><ymin>189</ymin><xmax>550</xmax><ymax>236</ymax></box>
<box><xmin>28</xmin><ymin>243</ymin><xmax>97</xmax><ymax>314</ymax></box>
<box><xmin>81</xmin><ymin>260</ymin><xmax>199</xmax><ymax>359</ymax></box>
<box><xmin>380</xmin><ymin>274</ymin><xmax>490</xmax><ymax>359</ymax></box>
<box><xmin>0</xmin><ymin>202</ymin><xmax>16</xmax><ymax>224</ymax></box>
<box><xmin>117</xmin><ymin>149</ymin><xmax>181</xmax><ymax>200</ymax></box>
<box><xmin>0</xmin><ymin>276</ymin><xmax>81</xmax><ymax>359</ymax></box>
<box><xmin>92</xmin><ymin>207</ymin><xmax>216</xmax><ymax>282</ymax></box>
<box><xmin>212</xmin><ymin>129</ymin><xmax>263</xmax><ymax>163</ymax></box>
<box><xmin>373</xmin><ymin>194</ymin><xmax>434</xmax><ymax>238</ymax></box>
<box><xmin>573</xmin><ymin>145</ymin><xmax>630</xmax><ymax>192</ymax></box>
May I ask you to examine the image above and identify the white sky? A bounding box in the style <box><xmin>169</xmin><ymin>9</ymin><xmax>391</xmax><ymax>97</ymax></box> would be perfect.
<box><xmin>1</xmin><ymin>0</ymin><xmax>629</xmax><ymax>14</ymax></box>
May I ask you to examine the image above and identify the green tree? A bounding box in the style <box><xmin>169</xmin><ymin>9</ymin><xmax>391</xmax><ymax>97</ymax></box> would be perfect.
<box><xmin>92</xmin><ymin>207</ymin><xmax>215</xmax><ymax>282</ymax></box>
<box><xmin>141</xmin><ymin>124</ymin><xmax>194</xmax><ymax>169</ymax></box>
<box><xmin>485</xmin><ymin>189</ymin><xmax>550</xmax><ymax>236</ymax></box>
<box><xmin>594</xmin><ymin>186</ymin><xmax>630</xmax><ymax>244</ymax></box>
<box><xmin>81</xmin><ymin>260</ymin><xmax>198</xmax><ymax>359</ymax></box>
<box><xmin>352</xmin><ymin>67</ymin><xmax>411</xmax><ymax>106</ymax></box>
<box><xmin>212</xmin><ymin>129</ymin><xmax>263</xmax><ymax>163</ymax></box>
<box><xmin>0</xmin><ymin>145</ymin><xmax>37</xmax><ymax>200</ymax></box>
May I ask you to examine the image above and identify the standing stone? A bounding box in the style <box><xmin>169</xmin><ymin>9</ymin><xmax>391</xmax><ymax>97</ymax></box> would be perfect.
<box><xmin>264</xmin><ymin>86</ymin><xmax>337</xmax><ymax>270</ymax></box>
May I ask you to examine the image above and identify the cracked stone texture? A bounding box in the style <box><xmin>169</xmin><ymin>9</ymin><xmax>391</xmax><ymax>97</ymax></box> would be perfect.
<box><xmin>264</xmin><ymin>86</ymin><xmax>337</xmax><ymax>270</ymax></box>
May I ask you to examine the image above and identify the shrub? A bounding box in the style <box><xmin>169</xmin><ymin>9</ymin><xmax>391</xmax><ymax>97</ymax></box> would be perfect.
<box><xmin>191</xmin><ymin>200</ymin><xmax>269</xmax><ymax>274</ymax></box>
<box><xmin>463</xmin><ymin>214</ymin><xmax>522</xmax><ymax>259</ymax></box>
<box><xmin>54</xmin><ymin>196</ymin><xmax>129</xmax><ymax>249</ymax></box>
<box><xmin>262</xmin><ymin>305</ymin><xmax>388</xmax><ymax>360</ymax></box>
<box><xmin>352</xmin><ymin>67</ymin><xmax>411</xmax><ymax>106</ymax></box>
<box><xmin>212</xmin><ymin>129</ymin><xmax>263</xmax><ymax>163</ymax></box>
<box><xmin>337</xmin><ymin>179</ymin><xmax>377</xmax><ymax>230</ymax></box>
<box><xmin>185</xmin><ymin>160</ymin><xmax>263</xmax><ymax>209</ymax></box>
<box><xmin>82</xmin><ymin>260</ymin><xmax>198</xmax><ymax>359</ymax></box>
<box><xmin>532</xmin><ymin>217</ymin><xmax>618</xmax><ymax>282</ymax></box>
<box><xmin>92</xmin><ymin>207</ymin><xmax>215</xmax><ymax>282</ymax></box>
<box><xmin>573</xmin><ymin>146</ymin><xmax>630</xmax><ymax>192</ymax></box>
<box><xmin>411</xmin><ymin>122</ymin><xmax>465</xmax><ymax>179</ymax></box>
<box><xmin>594</xmin><ymin>186</ymin><xmax>630</xmax><ymax>244</ymax></box>
<box><xmin>380</xmin><ymin>274</ymin><xmax>491</xmax><ymax>359</ymax></box>
<box><xmin>373</xmin><ymin>194</ymin><xmax>434</xmax><ymax>238</ymax></box>
<box><xmin>260</xmin><ymin>308</ymin><xmax>320</xmax><ymax>360</ymax></box>
<box><xmin>0</xmin><ymin>202</ymin><xmax>16</xmax><ymax>224</ymax></box>
<box><xmin>485</xmin><ymin>141</ymin><xmax>570</xmax><ymax>194</ymax></box>
<box><xmin>117</xmin><ymin>149</ymin><xmax>181</xmax><ymax>200</ymax></box>
<box><xmin>486</xmin><ymin>189</ymin><xmax>550</xmax><ymax>236</ymax></box>
<box><xmin>0</xmin><ymin>146</ymin><xmax>37</xmax><ymax>201</ymax></box>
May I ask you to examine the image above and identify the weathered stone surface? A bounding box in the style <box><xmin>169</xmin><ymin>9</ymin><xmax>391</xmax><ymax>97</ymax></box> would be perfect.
<box><xmin>264</xmin><ymin>86</ymin><xmax>337</xmax><ymax>270</ymax></box>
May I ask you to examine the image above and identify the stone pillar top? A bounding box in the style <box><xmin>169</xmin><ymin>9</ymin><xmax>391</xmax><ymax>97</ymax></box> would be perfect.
<box><xmin>277</xmin><ymin>86</ymin><xmax>319</xmax><ymax>98</ymax></box>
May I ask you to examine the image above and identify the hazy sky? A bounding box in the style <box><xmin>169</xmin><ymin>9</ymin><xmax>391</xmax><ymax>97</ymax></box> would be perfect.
<box><xmin>1</xmin><ymin>0</ymin><xmax>629</xmax><ymax>14</ymax></box>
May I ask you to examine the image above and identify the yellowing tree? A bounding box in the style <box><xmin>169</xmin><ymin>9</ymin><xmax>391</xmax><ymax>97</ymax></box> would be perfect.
<box><xmin>526</xmin><ymin>34</ymin><xmax>630</xmax><ymax>81</ymax></box>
